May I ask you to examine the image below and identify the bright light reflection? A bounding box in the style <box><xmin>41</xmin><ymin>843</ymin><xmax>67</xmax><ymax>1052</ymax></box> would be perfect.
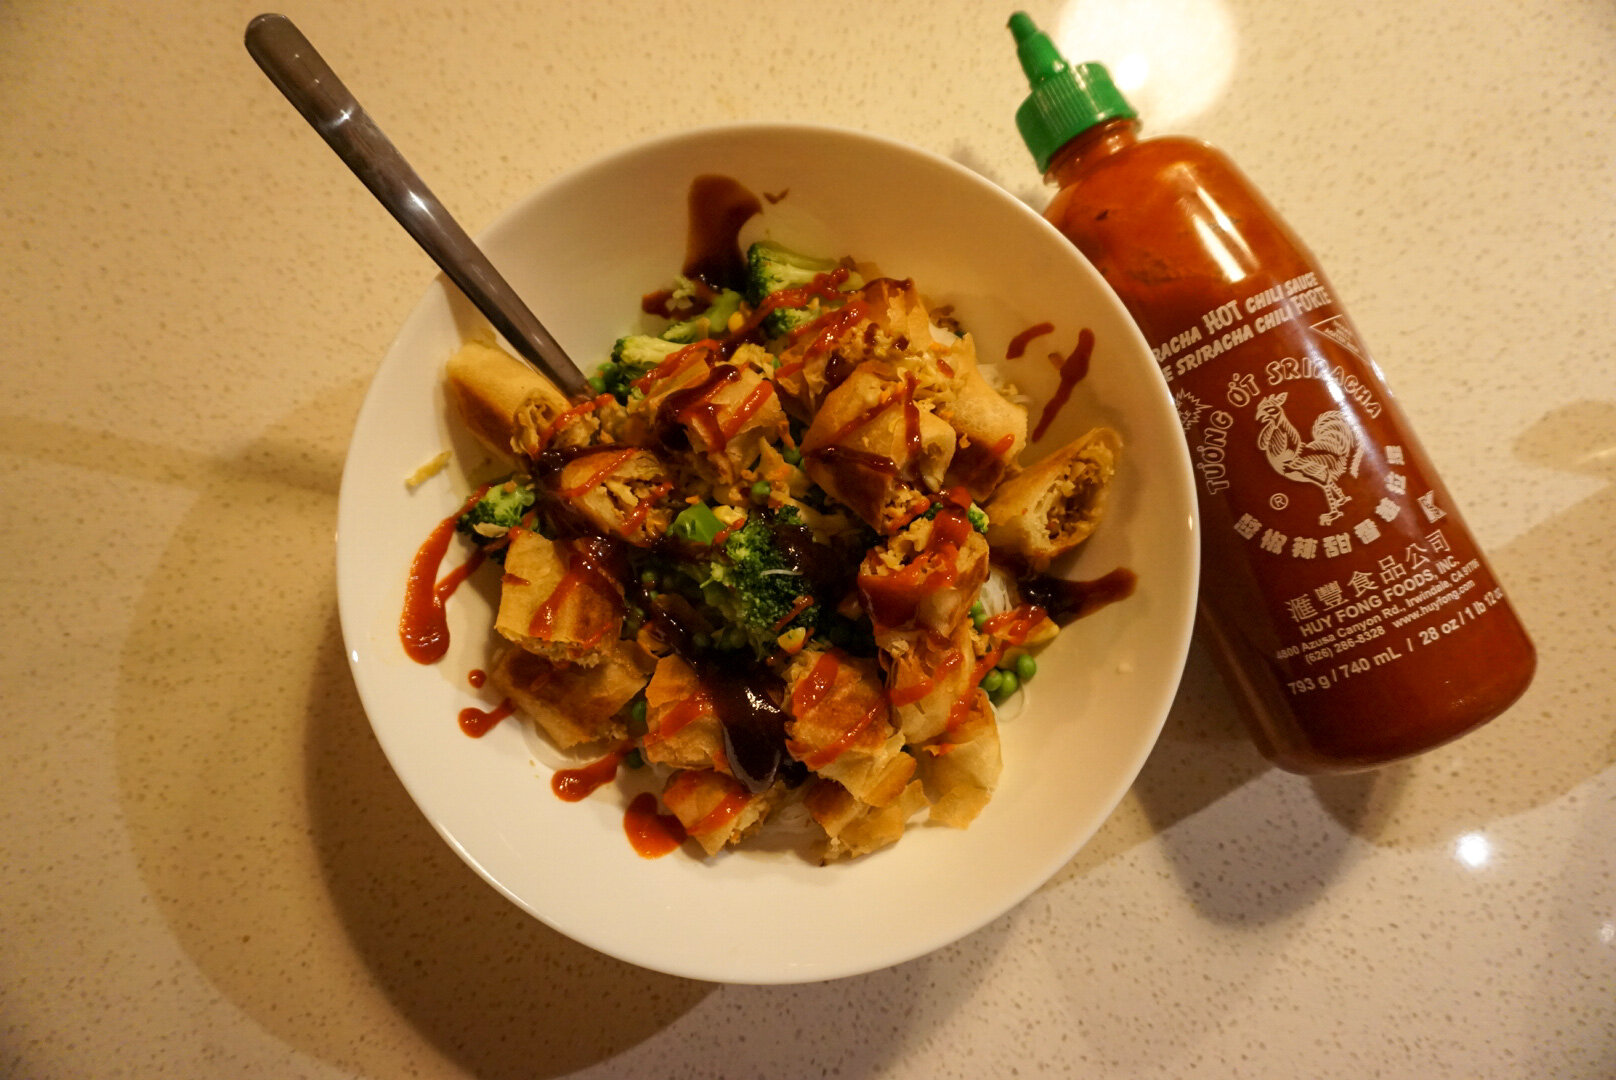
<box><xmin>1053</xmin><ymin>0</ymin><xmax>1237</xmax><ymax>129</ymax></box>
<box><xmin>1598</xmin><ymin>922</ymin><xmax>1614</xmax><ymax>945</ymax></box>
<box><xmin>1454</xmin><ymin>832</ymin><xmax>1492</xmax><ymax>869</ymax></box>
<box><xmin>1112</xmin><ymin>52</ymin><xmax>1151</xmax><ymax>95</ymax></box>
<box><xmin>1192</xmin><ymin>215</ymin><xmax>1248</xmax><ymax>284</ymax></box>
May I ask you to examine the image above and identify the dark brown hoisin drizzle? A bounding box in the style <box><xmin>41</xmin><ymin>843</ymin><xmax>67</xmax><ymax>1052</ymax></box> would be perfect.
<box><xmin>1031</xmin><ymin>328</ymin><xmax>1095</xmax><ymax>441</ymax></box>
<box><xmin>1018</xmin><ymin>566</ymin><xmax>1137</xmax><ymax>626</ymax></box>
<box><xmin>631</xmin><ymin>582</ymin><xmax>795</xmax><ymax>794</ymax></box>
<box><xmin>683</xmin><ymin>174</ymin><xmax>763</xmax><ymax>291</ymax></box>
<box><xmin>1006</xmin><ymin>321</ymin><xmax>1055</xmax><ymax>360</ymax></box>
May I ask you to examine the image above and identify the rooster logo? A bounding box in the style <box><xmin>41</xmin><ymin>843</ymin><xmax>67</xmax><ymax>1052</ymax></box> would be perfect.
<box><xmin>1254</xmin><ymin>392</ymin><xmax>1366</xmax><ymax>524</ymax></box>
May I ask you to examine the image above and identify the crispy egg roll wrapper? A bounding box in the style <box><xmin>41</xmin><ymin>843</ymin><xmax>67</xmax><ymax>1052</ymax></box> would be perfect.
<box><xmin>920</xmin><ymin>688</ymin><xmax>1002</xmax><ymax>828</ymax></box>
<box><xmin>641</xmin><ymin>654</ymin><xmax>728</xmax><ymax>773</ymax></box>
<box><xmin>884</xmin><ymin>621</ymin><xmax>977</xmax><ymax>745</ymax></box>
<box><xmin>494</xmin><ymin>529</ymin><xmax>623</xmax><ymax>666</ymax></box>
<box><xmin>487</xmin><ymin>639</ymin><xmax>652</xmax><ymax>749</ymax></box>
<box><xmin>783</xmin><ymin>648</ymin><xmax>916</xmax><ymax>809</ymax></box>
<box><xmin>554</xmin><ymin>446</ymin><xmax>674</xmax><ymax>545</ymax></box>
<box><xmin>859</xmin><ymin>519</ymin><xmax>990</xmax><ymax>642</ymax></box>
<box><xmin>800</xmin><ymin>361</ymin><xmax>955</xmax><ymax>532</ymax></box>
<box><xmin>940</xmin><ymin>369</ymin><xmax>1028</xmax><ymax>500</ymax></box>
<box><xmin>804</xmin><ymin>777</ymin><xmax>929</xmax><ymax>862</ymax></box>
<box><xmin>445</xmin><ymin>338</ymin><xmax>579</xmax><ymax>460</ymax></box>
<box><xmin>661</xmin><ymin>770</ymin><xmax>783</xmax><ymax>856</ymax></box>
<box><xmin>774</xmin><ymin>278</ymin><xmax>951</xmax><ymax>416</ymax></box>
<box><xmin>633</xmin><ymin>346</ymin><xmax>787</xmax><ymax>481</ymax></box>
<box><xmin>854</xmin><ymin>284</ymin><xmax>1026</xmax><ymax>499</ymax></box>
<box><xmin>983</xmin><ymin>426</ymin><xmax>1121</xmax><ymax>570</ymax></box>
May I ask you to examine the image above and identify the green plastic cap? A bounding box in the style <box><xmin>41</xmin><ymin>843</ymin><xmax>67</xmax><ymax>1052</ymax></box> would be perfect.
<box><xmin>1009</xmin><ymin>11</ymin><xmax>1136</xmax><ymax>172</ymax></box>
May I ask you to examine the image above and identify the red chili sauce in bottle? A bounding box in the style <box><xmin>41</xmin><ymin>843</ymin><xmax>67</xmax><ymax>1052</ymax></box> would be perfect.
<box><xmin>1007</xmin><ymin>13</ymin><xmax>1534</xmax><ymax>772</ymax></box>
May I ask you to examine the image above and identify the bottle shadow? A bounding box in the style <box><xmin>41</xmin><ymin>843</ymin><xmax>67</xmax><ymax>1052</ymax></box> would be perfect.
<box><xmin>1055</xmin><ymin>400</ymin><xmax>1616</xmax><ymax>927</ymax></box>
<box><xmin>1309</xmin><ymin>400</ymin><xmax>1616</xmax><ymax>848</ymax></box>
<box><xmin>92</xmin><ymin>388</ymin><xmax>716</xmax><ymax>1078</ymax></box>
<box><xmin>1060</xmin><ymin>638</ymin><xmax>1366</xmax><ymax>927</ymax></box>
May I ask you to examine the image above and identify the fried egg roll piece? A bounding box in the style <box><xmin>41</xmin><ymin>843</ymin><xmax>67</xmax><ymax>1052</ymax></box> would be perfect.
<box><xmin>552</xmin><ymin>446</ymin><xmax>675</xmax><ymax>545</ymax></box>
<box><xmin>487</xmin><ymin>639</ymin><xmax>653</xmax><ymax>749</ymax></box>
<box><xmin>773</xmin><ymin>278</ymin><xmax>953</xmax><ymax>416</ymax></box>
<box><xmin>640</xmin><ymin>654</ymin><xmax>727</xmax><ymax>773</ymax></box>
<box><xmin>800</xmin><ymin>361</ymin><xmax>955</xmax><ymax>533</ymax></box>
<box><xmin>661</xmin><ymin>769</ymin><xmax>783</xmax><ymax>856</ymax></box>
<box><xmin>983</xmin><ymin>427</ymin><xmax>1121</xmax><ymax>570</ymax></box>
<box><xmin>844</xmin><ymin>281</ymin><xmax>1027</xmax><ymax>499</ymax></box>
<box><xmin>857</xmin><ymin>502</ymin><xmax>991</xmax><ymax>640</ymax></box>
<box><xmin>939</xmin><ymin>369</ymin><xmax>1029</xmax><ymax>500</ymax></box>
<box><xmin>804</xmin><ymin>777</ymin><xmax>929</xmax><ymax>862</ymax></box>
<box><xmin>445</xmin><ymin>337</ymin><xmax>594</xmax><ymax>459</ymax></box>
<box><xmin>919</xmin><ymin>688</ymin><xmax>1002</xmax><ymax>828</ymax></box>
<box><xmin>884</xmin><ymin>622</ymin><xmax>976</xmax><ymax>745</ymax></box>
<box><xmin>494</xmin><ymin>530</ymin><xmax>623</xmax><ymax>666</ymax></box>
<box><xmin>783</xmin><ymin>648</ymin><xmax>915</xmax><ymax>808</ymax></box>
<box><xmin>635</xmin><ymin>344</ymin><xmax>787</xmax><ymax>481</ymax></box>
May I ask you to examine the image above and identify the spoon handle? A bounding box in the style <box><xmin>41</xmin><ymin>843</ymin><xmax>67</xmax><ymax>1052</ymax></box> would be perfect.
<box><xmin>245</xmin><ymin>13</ymin><xmax>591</xmax><ymax>400</ymax></box>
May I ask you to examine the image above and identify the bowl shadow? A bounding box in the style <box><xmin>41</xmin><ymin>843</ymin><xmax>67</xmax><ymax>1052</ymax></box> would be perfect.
<box><xmin>102</xmin><ymin>386</ymin><xmax>711</xmax><ymax>1078</ymax></box>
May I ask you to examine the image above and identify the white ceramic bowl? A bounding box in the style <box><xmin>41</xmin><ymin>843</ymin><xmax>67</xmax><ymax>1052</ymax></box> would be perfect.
<box><xmin>335</xmin><ymin>123</ymin><xmax>1198</xmax><ymax>984</ymax></box>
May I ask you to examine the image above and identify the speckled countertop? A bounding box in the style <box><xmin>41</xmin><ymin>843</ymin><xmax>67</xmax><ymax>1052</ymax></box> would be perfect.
<box><xmin>3</xmin><ymin>1</ymin><xmax>1613</xmax><ymax>1076</ymax></box>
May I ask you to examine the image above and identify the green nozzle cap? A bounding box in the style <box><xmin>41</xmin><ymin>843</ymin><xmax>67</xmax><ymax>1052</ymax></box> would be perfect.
<box><xmin>1008</xmin><ymin>12</ymin><xmax>1136</xmax><ymax>172</ymax></box>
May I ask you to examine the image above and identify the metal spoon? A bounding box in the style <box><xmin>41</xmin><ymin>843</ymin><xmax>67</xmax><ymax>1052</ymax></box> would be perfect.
<box><xmin>245</xmin><ymin>12</ymin><xmax>591</xmax><ymax>400</ymax></box>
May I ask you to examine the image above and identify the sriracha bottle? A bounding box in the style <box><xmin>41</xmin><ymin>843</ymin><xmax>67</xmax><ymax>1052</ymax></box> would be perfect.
<box><xmin>1006</xmin><ymin>12</ymin><xmax>1534</xmax><ymax>771</ymax></box>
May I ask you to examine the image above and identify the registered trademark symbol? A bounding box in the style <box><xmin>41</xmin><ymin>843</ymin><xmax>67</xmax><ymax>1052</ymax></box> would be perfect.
<box><xmin>1269</xmin><ymin>493</ymin><xmax>1289</xmax><ymax>510</ymax></box>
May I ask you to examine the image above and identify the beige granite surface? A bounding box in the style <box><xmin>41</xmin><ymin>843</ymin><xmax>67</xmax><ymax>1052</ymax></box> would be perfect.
<box><xmin>3</xmin><ymin>0</ymin><xmax>1613</xmax><ymax>1076</ymax></box>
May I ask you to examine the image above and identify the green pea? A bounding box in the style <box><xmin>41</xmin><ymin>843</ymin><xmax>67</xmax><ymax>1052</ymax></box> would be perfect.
<box><xmin>1015</xmin><ymin>653</ymin><xmax>1037</xmax><ymax>682</ymax></box>
<box><xmin>997</xmin><ymin>670</ymin><xmax>1019</xmax><ymax>696</ymax></box>
<box><xmin>980</xmin><ymin>669</ymin><xmax>1004</xmax><ymax>695</ymax></box>
<box><xmin>781</xmin><ymin>446</ymin><xmax>803</xmax><ymax>466</ymax></box>
<box><xmin>586</xmin><ymin>374</ymin><xmax>607</xmax><ymax>395</ymax></box>
<box><xmin>639</xmin><ymin>568</ymin><xmax>658</xmax><ymax>587</ymax></box>
<box><xmin>751</xmin><ymin>479</ymin><xmax>773</xmax><ymax>501</ymax></box>
<box><xmin>630</xmin><ymin>698</ymin><xmax>647</xmax><ymax>724</ymax></box>
<box><xmin>969</xmin><ymin>601</ymin><xmax>986</xmax><ymax>630</ymax></box>
<box><xmin>623</xmin><ymin>748</ymin><xmax>645</xmax><ymax>769</ymax></box>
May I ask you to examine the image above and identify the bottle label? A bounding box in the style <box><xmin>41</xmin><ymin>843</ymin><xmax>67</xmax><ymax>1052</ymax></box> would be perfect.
<box><xmin>1150</xmin><ymin>276</ymin><xmax>1511</xmax><ymax>698</ymax></box>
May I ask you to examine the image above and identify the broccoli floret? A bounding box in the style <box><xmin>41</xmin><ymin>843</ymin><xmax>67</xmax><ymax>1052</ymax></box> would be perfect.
<box><xmin>743</xmin><ymin>241</ymin><xmax>862</xmax><ymax>338</ymax></box>
<box><xmin>701</xmin><ymin>508</ymin><xmax>820</xmax><ymax>652</ymax></box>
<box><xmin>456</xmin><ymin>478</ymin><xmax>537</xmax><ymax>559</ymax></box>
<box><xmin>590</xmin><ymin>335</ymin><xmax>687</xmax><ymax>402</ymax></box>
<box><xmin>611</xmin><ymin>334</ymin><xmax>684</xmax><ymax>368</ymax></box>
<box><xmin>663</xmin><ymin>289</ymin><xmax>744</xmax><ymax>343</ymax></box>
